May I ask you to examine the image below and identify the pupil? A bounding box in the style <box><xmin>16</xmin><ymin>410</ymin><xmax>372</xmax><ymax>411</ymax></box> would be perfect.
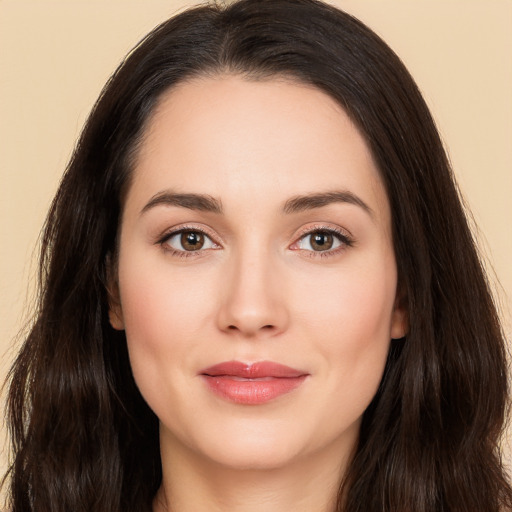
<box><xmin>181</xmin><ymin>231</ymin><xmax>204</xmax><ymax>251</ymax></box>
<box><xmin>315</xmin><ymin>233</ymin><xmax>327</xmax><ymax>245</ymax></box>
<box><xmin>311</xmin><ymin>231</ymin><xmax>333</xmax><ymax>251</ymax></box>
<box><xmin>187</xmin><ymin>233</ymin><xmax>199</xmax><ymax>244</ymax></box>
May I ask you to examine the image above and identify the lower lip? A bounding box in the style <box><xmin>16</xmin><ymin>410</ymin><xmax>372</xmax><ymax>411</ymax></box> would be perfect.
<box><xmin>202</xmin><ymin>375</ymin><xmax>307</xmax><ymax>405</ymax></box>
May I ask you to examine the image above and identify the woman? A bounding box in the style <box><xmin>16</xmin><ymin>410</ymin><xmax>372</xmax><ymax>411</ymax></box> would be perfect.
<box><xmin>3</xmin><ymin>0</ymin><xmax>511</xmax><ymax>510</ymax></box>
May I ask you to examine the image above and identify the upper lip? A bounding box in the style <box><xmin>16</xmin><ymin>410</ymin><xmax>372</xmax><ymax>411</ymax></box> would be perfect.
<box><xmin>200</xmin><ymin>360</ymin><xmax>307</xmax><ymax>378</ymax></box>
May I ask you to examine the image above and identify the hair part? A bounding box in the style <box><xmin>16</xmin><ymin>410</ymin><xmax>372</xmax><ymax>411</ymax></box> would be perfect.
<box><xmin>4</xmin><ymin>1</ymin><xmax>511</xmax><ymax>511</ymax></box>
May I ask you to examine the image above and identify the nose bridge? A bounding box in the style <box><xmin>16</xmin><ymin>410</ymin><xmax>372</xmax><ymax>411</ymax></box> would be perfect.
<box><xmin>217</xmin><ymin>236</ymin><xmax>287</xmax><ymax>336</ymax></box>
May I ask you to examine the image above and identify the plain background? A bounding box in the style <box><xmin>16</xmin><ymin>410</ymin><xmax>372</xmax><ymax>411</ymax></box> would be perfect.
<box><xmin>1</xmin><ymin>0</ymin><xmax>511</xmax><ymax>492</ymax></box>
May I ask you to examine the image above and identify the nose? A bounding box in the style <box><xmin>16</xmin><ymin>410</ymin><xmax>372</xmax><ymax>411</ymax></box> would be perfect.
<box><xmin>216</xmin><ymin>248</ymin><xmax>289</xmax><ymax>338</ymax></box>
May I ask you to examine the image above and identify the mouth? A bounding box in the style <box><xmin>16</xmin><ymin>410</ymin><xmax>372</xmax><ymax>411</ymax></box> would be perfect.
<box><xmin>199</xmin><ymin>360</ymin><xmax>309</xmax><ymax>405</ymax></box>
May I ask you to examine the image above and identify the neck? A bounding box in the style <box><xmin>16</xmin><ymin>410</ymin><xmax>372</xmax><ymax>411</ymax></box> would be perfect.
<box><xmin>154</xmin><ymin>429</ymin><xmax>354</xmax><ymax>512</ymax></box>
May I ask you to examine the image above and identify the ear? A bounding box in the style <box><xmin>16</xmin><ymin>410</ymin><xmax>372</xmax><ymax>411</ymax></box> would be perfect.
<box><xmin>106</xmin><ymin>253</ymin><xmax>125</xmax><ymax>331</ymax></box>
<box><xmin>390</xmin><ymin>287</ymin><xmax>408</xmax><ymax>340</ymax></box>
<box><xmin>108</xmin><ymin>286</ymin><xmax>125</xmax><ymax>331</ymax></box>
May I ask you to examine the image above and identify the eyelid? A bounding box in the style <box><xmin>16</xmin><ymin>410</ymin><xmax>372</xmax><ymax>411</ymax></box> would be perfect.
<box><xmin>154</xmin><ymin>222</ymin><xmax>353</xmax><ymax>257</ymax></box>
<box><xmin>294</xmin><ymin>223</ymin><xmax>353</xmax><ymax>240</ymax></box>
<box><xmin>156</xmin><ymin>224</ymin><xmax>223</xmax><ymax>252</ymax></box>
<box><xmin>289</xmin><ymin>224</ymin><xmax>354</xmax><ymax>254</ymax></box>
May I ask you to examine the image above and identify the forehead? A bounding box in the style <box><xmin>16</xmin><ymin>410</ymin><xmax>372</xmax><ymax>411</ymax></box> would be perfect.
<box><xmin>127</xmin><ymin>74</ymin><xmax>389</xmax><ymax>221</ymax></box>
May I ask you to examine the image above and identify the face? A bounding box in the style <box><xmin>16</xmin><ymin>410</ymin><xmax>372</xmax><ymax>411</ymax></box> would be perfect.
<box><xmin>110</xmin><ymin>75</ymin><xmax>406</xmax><ymax>471</ymax></box>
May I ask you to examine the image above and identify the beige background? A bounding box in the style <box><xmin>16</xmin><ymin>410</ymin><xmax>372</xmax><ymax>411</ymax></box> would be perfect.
<box><xmin>1</xmin><ymin>0</ymin><xmax>511</xmax><ymax>491</ymax></box>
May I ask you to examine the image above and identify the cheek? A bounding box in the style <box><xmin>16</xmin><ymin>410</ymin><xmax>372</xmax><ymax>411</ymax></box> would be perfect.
<box><xmin>299</xmin><ymin>262</ymin><xmax>395</xmax><ymax>336</ymax></box>
<box><xmin>116</xmin><ymin>256</ymin><xmax>215</xmax><ymax>387</ymax></box>
<box><xmin>293</xmin><ymin>257</ymin><xmax>397</xmax><ymax>387</ymax></box>
<box><xmin>296</xmin><ymin>265</ymin><xmax>395</xmax><ymax>428</ymax></box>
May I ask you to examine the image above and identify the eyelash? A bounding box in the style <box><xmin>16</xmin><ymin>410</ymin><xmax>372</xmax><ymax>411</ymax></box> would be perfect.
<box><xmin>291</xmin><ymin>225</ymin><xmax>354</xmax><ymax>258</ymax></box>
<box><xmin>157</xmin><ymin>225</ymin><xmax>218</xmax><ymax>258</ymax></box>
<box><xmin>156</xmin><ymin>224</ymin><xmax>354</xmax><ymax>259</ymax></box>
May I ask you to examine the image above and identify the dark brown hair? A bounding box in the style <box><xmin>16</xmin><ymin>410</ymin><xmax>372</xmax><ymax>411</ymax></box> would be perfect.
<box><xmin>4</xmin><ymin>1</ymin><xmax>511</xmax><ymax>510</ymax></box>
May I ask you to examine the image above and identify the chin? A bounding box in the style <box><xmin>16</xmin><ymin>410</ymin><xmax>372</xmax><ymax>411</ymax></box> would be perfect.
<box><xmin>180</xmin><ymin>419</ymin><xmax>312</xmax><ymax>471</ymax></box>
<box><xmin>203</xmin><ymin>440</ymin><xmax>303</xmax><ymax>471</ymax></box>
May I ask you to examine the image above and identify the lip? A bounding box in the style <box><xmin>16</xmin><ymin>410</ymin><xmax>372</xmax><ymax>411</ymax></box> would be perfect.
<box><xmin>200</xmin><ymin>360</ymin><xmax>309</xmax><ymax>405</ymax></box>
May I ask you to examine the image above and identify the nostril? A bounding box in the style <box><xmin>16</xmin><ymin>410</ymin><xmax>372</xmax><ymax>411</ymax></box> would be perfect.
<box><xmin>226</xmin><ymin>324</ymin><xmax>275</xmax><ymax>331</ymax></box>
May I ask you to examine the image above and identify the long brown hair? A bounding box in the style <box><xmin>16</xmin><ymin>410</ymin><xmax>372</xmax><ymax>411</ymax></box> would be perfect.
<box><xmin>4</xmin><ymin>1</ymin><xmax>511</xmax><ymax>510</ymax></box>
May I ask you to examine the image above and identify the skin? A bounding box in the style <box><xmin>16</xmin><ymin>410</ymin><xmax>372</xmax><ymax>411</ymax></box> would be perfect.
<box><xmin>109</xmin><ymin>75</ymin><xmax>407</xmax><ymax>512</ymax></box>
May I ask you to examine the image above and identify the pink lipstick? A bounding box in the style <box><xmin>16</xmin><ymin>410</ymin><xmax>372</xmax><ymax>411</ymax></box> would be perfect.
<box><xmin>200</xmin><ymin>361</ymin><xmax>308</xmax><ymax>405</ymax></box>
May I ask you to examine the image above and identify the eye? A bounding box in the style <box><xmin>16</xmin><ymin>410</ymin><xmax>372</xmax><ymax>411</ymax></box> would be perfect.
<box><xmin>163</xmin><ymin>229</ymin><xmax>217</xmax><ymax>252</ymax></box>
<box><xmin>293</xmin><ymin>228</ymin><xmax>352</xmax><ymax>253</ymax></box>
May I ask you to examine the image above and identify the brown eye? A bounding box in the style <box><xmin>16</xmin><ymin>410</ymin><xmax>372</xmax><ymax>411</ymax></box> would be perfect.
<box><xmin>294</xmin><ymin>229</ymin><xmax>349</xmax><ymax>253</ymax></box>
<box><xmin>163</xmin><ymin>229</ymin><xmax>217</xmax><ymax>253</ymax></box>
<box><xmin>180</xmin><ymin>231</ymin><xmax>205</xmax><ymax>251</ymax></box>
<box><xmin>310</xmin><ymin>231</ymin><xmax>334</xmax><ymax>251</ymax></box>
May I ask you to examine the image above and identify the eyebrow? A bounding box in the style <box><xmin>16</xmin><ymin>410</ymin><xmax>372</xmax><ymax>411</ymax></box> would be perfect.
<box><xmin>140</xmin><ymin>191</ymin><xmax>223</xmax><ymax>215</ymax></box>
<box><xmin>283</xmin><ymin>190</ymin><xmax>374</xmax><ymax>217</ymax></box>
<box><xmin>140</xmin><ymin>189</ymin><xmax>373</xmax><ymax>218</ymax></box>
